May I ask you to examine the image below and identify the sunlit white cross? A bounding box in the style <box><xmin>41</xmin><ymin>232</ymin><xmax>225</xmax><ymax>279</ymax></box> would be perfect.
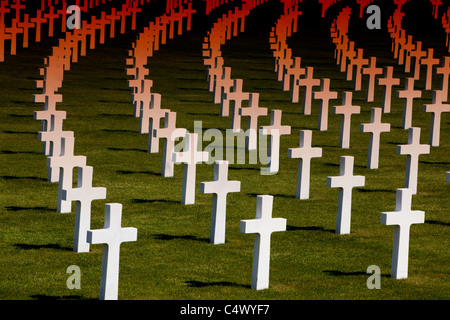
<box><xmin>213</xmin><ymin>66</ymin><xmax>233</xmax><ymax>104</ymax></box>
<box><xmin>313</xmin><ymin>78</ymin><xmax>338</xmax><ymax>131</ymax></box>
<box><xmin>327</xmin><ymin>156</ymin><xmax>365</xmax><ymax>234</ymax></box>
<box><xmin>62</xmin><ymin>166</ymin><xmax>107</xmax><ymax>252</ymax></box>
<box><xmin>239</xmin><ymin>93</ymin><xmax>268</xmax><ymax>151</ymax></box>
<box><xmin>296</xmin><ymin>66</ymin><xmax>320</xmax><ymax>115</ymax></box>
<box><xmin>48</xmin><ymin>136</ymin><xmax>87</xmax><ymax>213</ymax></box>
<box><xmin>347</xmin><ymin>48</ymin><xmax>368</xmax><ymax>90</ymax></box>
<box><xmin>140</xmin><ymin>93</ymin><xmax>170</xmax><ymax>153</ymax></box>
<box><xmin>200</xmin><ymin>160</ymin><xmax>241</xmax><ymax>244</ymax></box>
<box><xmin>377</xmin><ymin>66</ymin><xmax>400</xmax><ymax>113</ymax></box>
<box><xmin>87</xmin><ymin>203</ymin><xmax>137</xmax><ymax>300</ymax></box>
<box><xmin>222</xmin><ymin>78</ymin><xmax>250</xmax><ymax>120</ymax></box>
<box><xmin>360</xmin><ymin>107</ymin><xmax>391</xmax><ymax>169</ymax></box>
<box><xmin>260</xmin><ymin>109</ymin><xmax>291</xmax><ymax>175</ymax></box>
<box><xmin>362</xmin><ymin>56</ymin><xmax>382</xmax><ymax>102</ymax></box>
<box><xmin>397</xmin><ymin>127</ymin><xmax>430</xmax><ymax>194</ymax></box>
<box><xmin>282</xmin><ymin>57</ymin><xmax>305</xmax><ymax>91</ymax></box>
<box><xmin>397</xmin><ymin>77</ymin><xmax>421</xmax><ymax>129</ymax></box>
<box><xmin>240</xmin><ymin>195</ymin><xmax>286</xmax><ymax>290</ymax></box>
<box><xmin>173</xmin><ymin>133</ymin><xmax>209</xmax><ymax>204</ymax></box>
<box><xmin>423</xmin><ymin>91</ymin><xmax>450</xmax><ymax>146</ymax></box>
<box><xmin>381</xmin><ymin>188</ymin><xmax>425</xmax><ymax>279</ymax></box>
<box><xmin>436</xmin><ymin>56</ymin><xmax>450</xmax><ymax>102</ymax></box>
<box><xmin>333</xmin><ymin>91</ymin><xmax>361</xmax><ymax>149</ymax></box>
<box><xmin>288</xmin><ymin>130</ymin><xmax>322</xmax><ymax>199</ymax></box>
<box><xmin>421</xmin><ymin>48</ymin><xmax>439</xmax><ymax>90</ymax></box>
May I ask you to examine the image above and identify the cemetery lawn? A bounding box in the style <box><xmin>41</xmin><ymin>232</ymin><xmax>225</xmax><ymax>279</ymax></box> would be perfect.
<box><xmin>0</xmin><ymin>1</ymin><xmax>449</xmax><ymax>300</ymax></box>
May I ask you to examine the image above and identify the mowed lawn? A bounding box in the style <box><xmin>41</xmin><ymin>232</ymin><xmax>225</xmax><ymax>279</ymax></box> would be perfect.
<box><xmin>0</xmin><ymin>1</ymin><xmax>449</xmax><ymax>300</ymax></box>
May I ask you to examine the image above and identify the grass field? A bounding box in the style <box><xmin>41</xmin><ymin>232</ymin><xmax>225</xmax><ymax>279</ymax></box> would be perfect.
<box><xmin>0</xmin><ymin>0</ymin><xmax>449</xmax><ymax>300</ymax></box>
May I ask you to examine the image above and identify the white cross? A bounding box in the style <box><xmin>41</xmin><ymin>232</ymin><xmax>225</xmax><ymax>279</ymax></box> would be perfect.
<box><xmin>260</xmin><ymin>109</ymin><xmax>291</xmax><ymax>175</ymax></box>
<box><xmin>173</xmin><ymin>133</ymin><xmax>209</xmax><ymax>204</ymax></box>
<box><xmin>140</xmin><ymin>93</ymin><xmax>170</xmax><ymax>153</ymax></box>
<box><xmin>282</xmin><ymin>57</ymin><xmax>305</xmax><ymax>91</ymax></box>
<box><xmin>87</xmin><ymin>203</ymin><xmax>137</xmax><ymax>300</ymax></box>
<box><xmin>409</xmin><ymin>41</ymin><xmax>426</xmax><ymax>80</ymax></box>
<box><xmin>327</xmin><ymin>156</ymin><xmax>365</xmax><ymax>234</ymax></box>
<box><xmin>360</xmin><ymin>107</ymin><xmax>391</xmax><ymax>169</ymax></box>
<box><xmin>295</xmin><ymin>67</ymin><xmax>320</xmax><ymax>115</ymax></box>
<box><xmin>62</xmin><ymin>166</ymin><xmax>107</xmax><ymax>252</ymax></box>
<box><xmin>240</xmin><ymin>195</ymin><xmax>286</xmax><ymax>290</ymax></box>
<box><xmin>213</xmin><ymin>66</ymin><xmax>233</xmax><ymax>104</ymax></box>
<box><xmin>332</xmin><ymin>91</ymin><xmax>361</xmax><ymax>149</ymax></box>
<box><xmin>313</xmin><ymin>78</ymin><xmax>338</xmax><ymax>131</ymax></box>
<box><xmin>381</xmin><ymin>188</ymin><xmax>425</xmax><ymax>279</ymax></box>
<box><xmin>200</xmin><ymin>160</ymin><xmax>241</xmax><ymax>244</ymax></box>
<box><xmin>421</xmin><ymin>48</ymin><xmax>439</xmax><ymax>90</ymax></box>
<box><xmin>362</xmin><ymin>56</ymin><xmax>382</xmax><ymax>102</ymax></box>
<box><xmin>154</xmin><ymin>111</ymin><xmax>187</xmax><ymax>177</ymax></box>
<box><xmin>287</xmin><ymin>130</ymin><xmax>322</xmax><ymax>199</ymax></box>
<box><xmin>397</xmin><ymin>127</ymin><xmax>430</xmax><ymax>194</ymax></box>
<box><xmin>347</xmin><ymin>48</ymin><xmax>368</xmax><ymax>90</ymax></box>
<box><xmin>397</xmin><ymin>77</ymin><xmax>421</xmax><ymax>129</ymax></box>
<box><xmin>131</xmin><ymin>77</ymin><xmax>152</xmax><ymax>117</ymax></box>
<box><xmin>47</xmin><ymin>136</ymin><xmax>87</xmax><ymax>213</ymax></box>
<box><xmin>239</xmin><ymin>93</ymin><xmax>268</xmax><ymax>150</ymax></box>
<box><xmin>436</xmin><ymin>56</ymin><xmax>450</xmax><ymax>102</ymax></box>
<box><xmin>423</xmin><ymin>91</ymin><xmax>450</xmax><ymax>146</ymax></box>
<box><xmin>222</xmin><ymin>78</ymin><xmax>250</xmax><ymax>119</ymax></box>
<box><xmin>377</xmin><ymin>66</ymin><xmax>400</xmax><ymax>113</ymax></box>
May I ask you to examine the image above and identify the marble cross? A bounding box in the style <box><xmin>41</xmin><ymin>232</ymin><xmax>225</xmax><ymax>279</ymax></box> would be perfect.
<box><xmin>87</xmin><ymin>203</ymin><xmax>137</xmax><ymax>300</ymax></box>
<box><xmin>360</xmin><ymin>107</ymin><xmax>391</xmax><ymax>169</ymax></box>
<box><xmin>240</xmin><ymin>195</ymin><xmax>286</xmax><ymax>290</ymax></box>
<box><xmin>362</xmin><ymin>56</ymin><xmax>382</xmax><ymax>102</ymax></box>
<box><xmin>313</xmin><ymin>78</ymin><xmax>338</xmax><ymax>131</ymax></box>
<box><xmin>287</xmin><ymin>130</ymin><xmax>322</xmax><ymax>199</ymax></box>
<box><xmin>423</xmin><ymin>91</ymin><xmax>450</xmax><ymax>147</ymax></box>
<box><xmin>200</xmin><ymin>160</ymin><xmax>241</xmax><ymax>244</ymax></box>
<box><xmin>421</xmin><ymin>48</ymin><xmax>439</xmax><ymax>90</ymax></box>
<box><xmin>260</xmin><ymin>109</ymin><xmax>291</xmax><ymax>175</ymax></box>
<box><xmin>222</xmin><ymin>78</ymin><xmax>250</xmax><ymax>121</ymax></box>
<box><xmin>397</xmin><ymin>77</ymin><xmax>421</xmax><ymax>129</ymax></box>
<box><xmin>327</xmin><ymin>156</ymin><xmax>365</xmax><ymax>234</ymax></box>
<box><xmin>381</xmin><ymin>188</ymin><xmax>424</xmax><ymax>279</ymax></box>
<box><xmin>397</xmin><ymin>127</ymin><xmax>430</xmax><ymax>194</ymax></box>
<box><xmin>296</xmin><ymin>66</ymin><xmax>320</xmax><ymax>115</ymax></box>
<box><xmin>239</xmin><ymin>93</ymin><xmax>268</xmax><ymax>151</ymax></box>
<box><xmin>333</xmin><ymin>91</ymin><xmax>361</xmax><ymax>149</ymax></box>
<box><xmin>377</xmin><ymin>66</ymin><xmax>400</xmax><ymax>113</ymax></box>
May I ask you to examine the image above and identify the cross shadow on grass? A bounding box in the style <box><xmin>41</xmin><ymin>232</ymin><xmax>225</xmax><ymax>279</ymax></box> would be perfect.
<box><xmin>323</xmin><ymin>270</ymin><xmax>391</xmax><ymax>278</ymax></box>
<box><xmin>185</xmin><ymin>280</ymin><xmax>251</xmax><ymax>289</ymax></box>
<box><xmin>30</xmin><ymin>294</ymin><xmax>93</xmax><ymax>300</ymax></box>
<box><xmin>116</xmin><ymin>170</ymin><xmax>161</xmax><ymax>176</ymax></box>
<box><xmin>14</xmin><ymin>243</ymin><xmax>73</xmax><ymax>251</ymax></box>
<box><xmin>4</xmin><ymin>206</ymin><xmax>54</xmax><ymax>212</ymax></box>
<box><xmin>0</xmin><ymin>175</ymin><xmax>47</xmax><ymax>182</ymax></box>
<box><xmin>287</xmin><ymin>225</ymin><xmax>335</xmax><ymax>234</ymax></box>
<box><xmin>132</xmin><ymin>199</ymin><xmax>179</xmax><ymax>204</ymax></box>
<box><xmin>152</xmin><ymin>233</ymin><xmax>209</xmax><ymax>243</ymax></box>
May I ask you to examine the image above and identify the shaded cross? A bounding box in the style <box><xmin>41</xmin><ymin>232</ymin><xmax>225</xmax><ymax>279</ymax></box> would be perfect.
<box><xmin>377</xmin><ymin>66</ymin><xmax>400</xmax><ymax>113</ymax></box>
<box><xmin>333</xmin><ymin>91</ymin><xmax>361</xmax><ymax>148</ymax></box>
<box><xmin>239</xmin><ymin>93</ymin><xmax>268</xmax><ymax>151</ymax></box>
<box><xmin>423</xmin><ymin>91</ymin><xmax>450</xmax><ymax>147</ymax></box>
<box><xmin>313</xmin><ymin>78</ymin><xmax>338</xmax><ymax>131</ymax></box>
<box><xmin>296</xmin><ymin>66</ymin><xmax>320</xmax><ymax>115</ymax></box>
<box><xmin>362</xmin><ymin>56</ymin><xmax>382</xmax><ymax>102</ymax></box>
<box><xmin>397</xmin><ymin>77</ymin><xmax>421</xmax><ymax>129</ymax></box>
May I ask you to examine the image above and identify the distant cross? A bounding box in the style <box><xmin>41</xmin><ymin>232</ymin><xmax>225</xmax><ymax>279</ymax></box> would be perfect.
<box><xmin>4</xmin><ymin>21</ymin><xmax>22</xmax><ymax>56</ymax></box>
<box><xmin>260</xmin><ymin>109</ymin><xmax>291</xmax><ymax>175</ymax></box>
<box><xmin>31</xmin><ymin>10</ymin><xmax>47</xmax><ymax>42</ymax></box>
<box><xmin>313</xmin><ymin>78</ymin><xmax>338</xmax><ymax>131</ymax></box>
<box><xmin>239</xmin><ymin>93</ymin><xmax>268</xmax><ymax>151</ymax></box>
<box><xmin>213</xmin><ymin>66</ymin><xmax>233</xmax><ymax>104</ymax></box>
<box><xmin>207</xmin><ymin>56</ymin><xmax>224</xmax><ymax>92</ymax></box>
<box><xmin>44</xmin><ymin>6</ymin><xmax>59</xmax><ymax>37</ymax></box>
<box><xmin>397</xmin><ymin>127</ymin><xmax>430</xmax><ymax>194</ymax></box>
<box><xmin>360</xmin><ymin>107</ymin><xmax>391</xmax><ymax>169</ymax></box>
<box><xmin>333</xmin><ymin>91</ymin><xmax>361</xmax><ymax>149</ymax></box>
<box><xmin>106</xmin><ymin>8</ymin><xmax>120</xmax><ymax>38</ymax></box>
<box><xmin>18</xmin><ymin>14</ymin><xmax>35</xmax><ymax>48</ymax></box>
<box><xmin>48</xmin><ymin>136</ymin><xmax>87</xmax><ymax>213</ymax></box>
<box><xmin>381</xmin><ymin>188</ymin><xmax>425</xmax><ymax>279</ymax></box>
<box><xmin>397</xmin><ymin>77</ymin><xmax>421</xmax><ymax>129</ymax></box>
<box><xmin>421</xmin><ymin>48</ymin><xmax>439</xmax><ymax>90</ymax></box>
<box><xmin>154</xmin><ymin>111</ymin><xmax>187</xmax><ymax>177</ymax></box>
<box><xmin>340</xmin><ymin>40</ymin><xmax>356</xmax><ymax>73</ymax></box>
<box><xmin>399</xmin><ymin>35</ymin><xmax>415</xmax><ymax>66</ymax></box>
<box><xmin>377</xmin><ymin>66</ymin><xmax>400</xmax><ymax>113</ymax></box>
<box><xmin>362</xmin><ymin>56</ymin><xmax>382</xmax><ymax>102</ymax></box>
<box><xmin>409</xmin><ymin>41</ymin><xmax>426</xmax><ymax>80</ymax></box>
<box><xmin>282</xmin><ymin>57</ymin><xmax>305</xmax><ymax>91</ymax></box>
<box><xmin>173</xmin><ymin>133</ymin><xmax>209</xmax><ymax>205</ymax></box>
<box><xmin>87</xmin><ymin>203</ymin><xmax>137</xmax><ymax>300</ymax></box>
<box><xmin>62</xmin><ymin>166</ymin><xmax>107</xmax><ymax>253</ymax></box>
<box><xmin>140</xmin><ymin>93</ymin><xmax>170</xmax><ymax>153</ymax></box>
<box><xmin>11</xmin><ymin>0</ymin><xmax>25</xmax><ymax>20</ymax></box>
<box><xmin>296</xmin><ymin>67</ymin><xmax>320</xmax><ymax>115</ymax></box>
<box><xmin>347</xmin><ymin>48</ymin><xmax>368</xmax><ymax>91</ymax></box>
<box><xmin>132</xmin><ymin>78</ymin><xmax>152</xmax><ymax>117</ymax></box>
<box><xmin>200</xmin><ymin>160</ymin><xmax>241</xmax><ymax>244</ymax></box>
<box><xmin>222</xmin><ymin>78</ymin><xmax>250</xmax><ymax>121</ymax></box>
<box><xmin>240</xmin><ymin>195</ymin><xmax>287</xmax><ymax>290</ymax></box>
<box><xmin>327</xmin><ymin>156</ymin><xmax>365</xmax><ymax>234</ymax></box>
<box><xmin>436</xmin><ymin>56</ymin><xmax>450</xmax><ymax>102</ymax></box>
<box><xmin>423</xmin><ymin>91</ymin><xmax>450</xmax><ymax>147</ymax></box>
<box><xmin>287</xmin><ymin>130</ymin><xmax>322</xmax><ymax>199</ymax></box>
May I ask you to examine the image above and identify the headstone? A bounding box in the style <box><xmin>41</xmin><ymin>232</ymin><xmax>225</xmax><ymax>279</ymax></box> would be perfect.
<box><xmin>409</xmin><ymin>41</ymin><xmax>426</xmax><ymax>80</ymax></box>
<box><xmin>87</xmin><ymin>203</ymin><xmax>137</xmax><ymax>300</ymax></box>
<box><xmin>222</xmin><ymin>78</ymin><xmax>250</xmax><ymax>119</ymax></box>
<box><xmin>348</xmin><ymin>48</ymin><xmax>368</xmax><ymax>91</ymax></box>
<box><xmin>398</xmin><ymin>77</ymin><xmax>422</xmax><ymax>129</ymax></box>
<box><xmin>421</xmin><ymin>48</ymin><xmax>439</xmax><ymax>90</ymax></box>
<box><xmin>282</xmin><ymin>57</ymin><xmax>305</xmax><ymax>91</ymax></box>
<box><xmin>380</xmin><ymin>188</ymin><xmax>424</xmax><ymax>279</ymax></box>
<box><xmin>173</xmin><ymin>133</ymin><xmax>209</xmax><ymax>204</ymax></box>
<box><xmin>326</xmin><ymin>156</ymin><xmax>365</xmax><ymax>234</ymax></box>
<box><xmin>141</xmin><ymin>93</ymin><xmax>170</xmax><ymax>153</ymax></box>
<box><xmin>154</xmin><ymin>111</ymin><xmax>187</xmax><ymax>177</ymax></box>
<box><xmin>362</xmin><ymin>56</ymin><xmax>382</xmax><ymax>102</ymax></box>
<box><xmin>313</xmin><ymin>78</ymin><xmax>338</xmax><ymax>131</ymax></box>
<box><xmin>397</xmin><ymin>127</ymin><xmax>430</xmax><ymax>194</ymax></box>
<box><xmin>62</xmin><ymin>166</ymin><xmax>107</xmax><ymax>252</ymax></box>
<box><xmin>377</xmin><ymin>66</ymin><xmax>400</xmax><ymax>113</ymax></box>
<box><xmin>287</xmin><ymin>130</ymin><xmax>322</xmax><ymax>199</ymax></box>
<box><xmin>423</xmin><ymin>91</ymin><xmax>450</xmax><ymax>146</ymax></box>
<box><xmin>260</xmin><ymin>109</ymin><xmax>291</xmax><ymax>175</ymax></box>
<box><xmin>200</xmin><ymin>160</ymin><xmax>241</xmax><ymax>244</ymax></box>
<box><xmin>360</xmin><ymin>107</ymin><xmax>391</xmax><ymax>169</ymax></box>
<box><xmin>240</xmin><ymin>195</ymin><xmax>286</xmax><ymax>290</ymax></box>
<box><xmin>239</xmin><ymin>93</ymin><xmax>268</xmax><ymax>150</ymax></box>
<box><xmin>332</xmin><ymin>91</ymin><xmax>361</xmax><ymax>149</ymax></box>
<box><xmin>47</xmin><ymin>136</ymin><xmax>87</xmax><ymax>213</ymax></box>
<box><xmin>296</xmin><ymin>66</ymin><xmax>320</xmax><ymax>115</ymax></box>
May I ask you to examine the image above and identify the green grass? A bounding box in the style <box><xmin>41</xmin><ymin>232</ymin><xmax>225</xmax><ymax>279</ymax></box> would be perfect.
<box><xmin>0</xmin><ymin>1</ymin><xmax>449</xmax><ymax>300</ymax></box>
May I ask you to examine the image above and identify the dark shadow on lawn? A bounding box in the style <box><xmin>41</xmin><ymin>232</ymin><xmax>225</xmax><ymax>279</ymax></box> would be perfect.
<box><xmin>30</xmin><ymin>294</ymin><xmax>93</xmax><ymax>300</ymax></box>
<box><xmin>101</xmin><ymin>129</ymin><xmax>136</xmax><ymax>134</ymax></box>
<box><xmin>132</xmin><ymin>199</ymin><xmax>179</xmax><ymax>204</ymax></box>
<box><xmin>14</xmin><ymin>243</ymin><xmax>73</xmax><ymax>251</ymax></box>
<box><xmin>108</xmin><ymin>147</ymin><xmax>147</xmax><ymax>153</ymax></box>
<box><xmin>116</xmin><ymin>170</ymin><xmax>160</xmax><ymax>176</ymax></box>
<box><xmin>153</xmin><ymin>233</ymin><xmax>209</xmax><ymax>243</ymax></box>
<box><xmin>355</xmin><ymin>188</ymin><xmax>395</xmax><ymax>193</ymax></box>
<box><xmin>4</xmin><ymin>206</ymin><xmax>54</xmax><ymax>212</ymax></box>
<box><xmin>426</xmin><ymin>220</ymin><xmax>450</xmax><ymax>227</ymax></box>
<box><xmin>323</xmin><ymin>270</ymin><xmax>391</xmax><ymax>278</ymax></box>
<box><xmin>0</xmin><ymin>150</ymin><xmax>41</xmax><ymax>155</ymax></box>
<box><xmin>0</xmin><ymin>175</ymin><xmax>47</xmax><ymax>182</ymax></box>
<box><xmin>287</xmin><ymin>225</ymin><xmax>335</xmax><ymax>234</ymax></box>
<box><xmin>185</xmin><ymin>280</ymin><xmax>250</xmax><ymax>289</ymax></box>
<box><xmin>1</xmin><ymin>130</ymin><xmax>36</xmax><ymax>135</ymax></box>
